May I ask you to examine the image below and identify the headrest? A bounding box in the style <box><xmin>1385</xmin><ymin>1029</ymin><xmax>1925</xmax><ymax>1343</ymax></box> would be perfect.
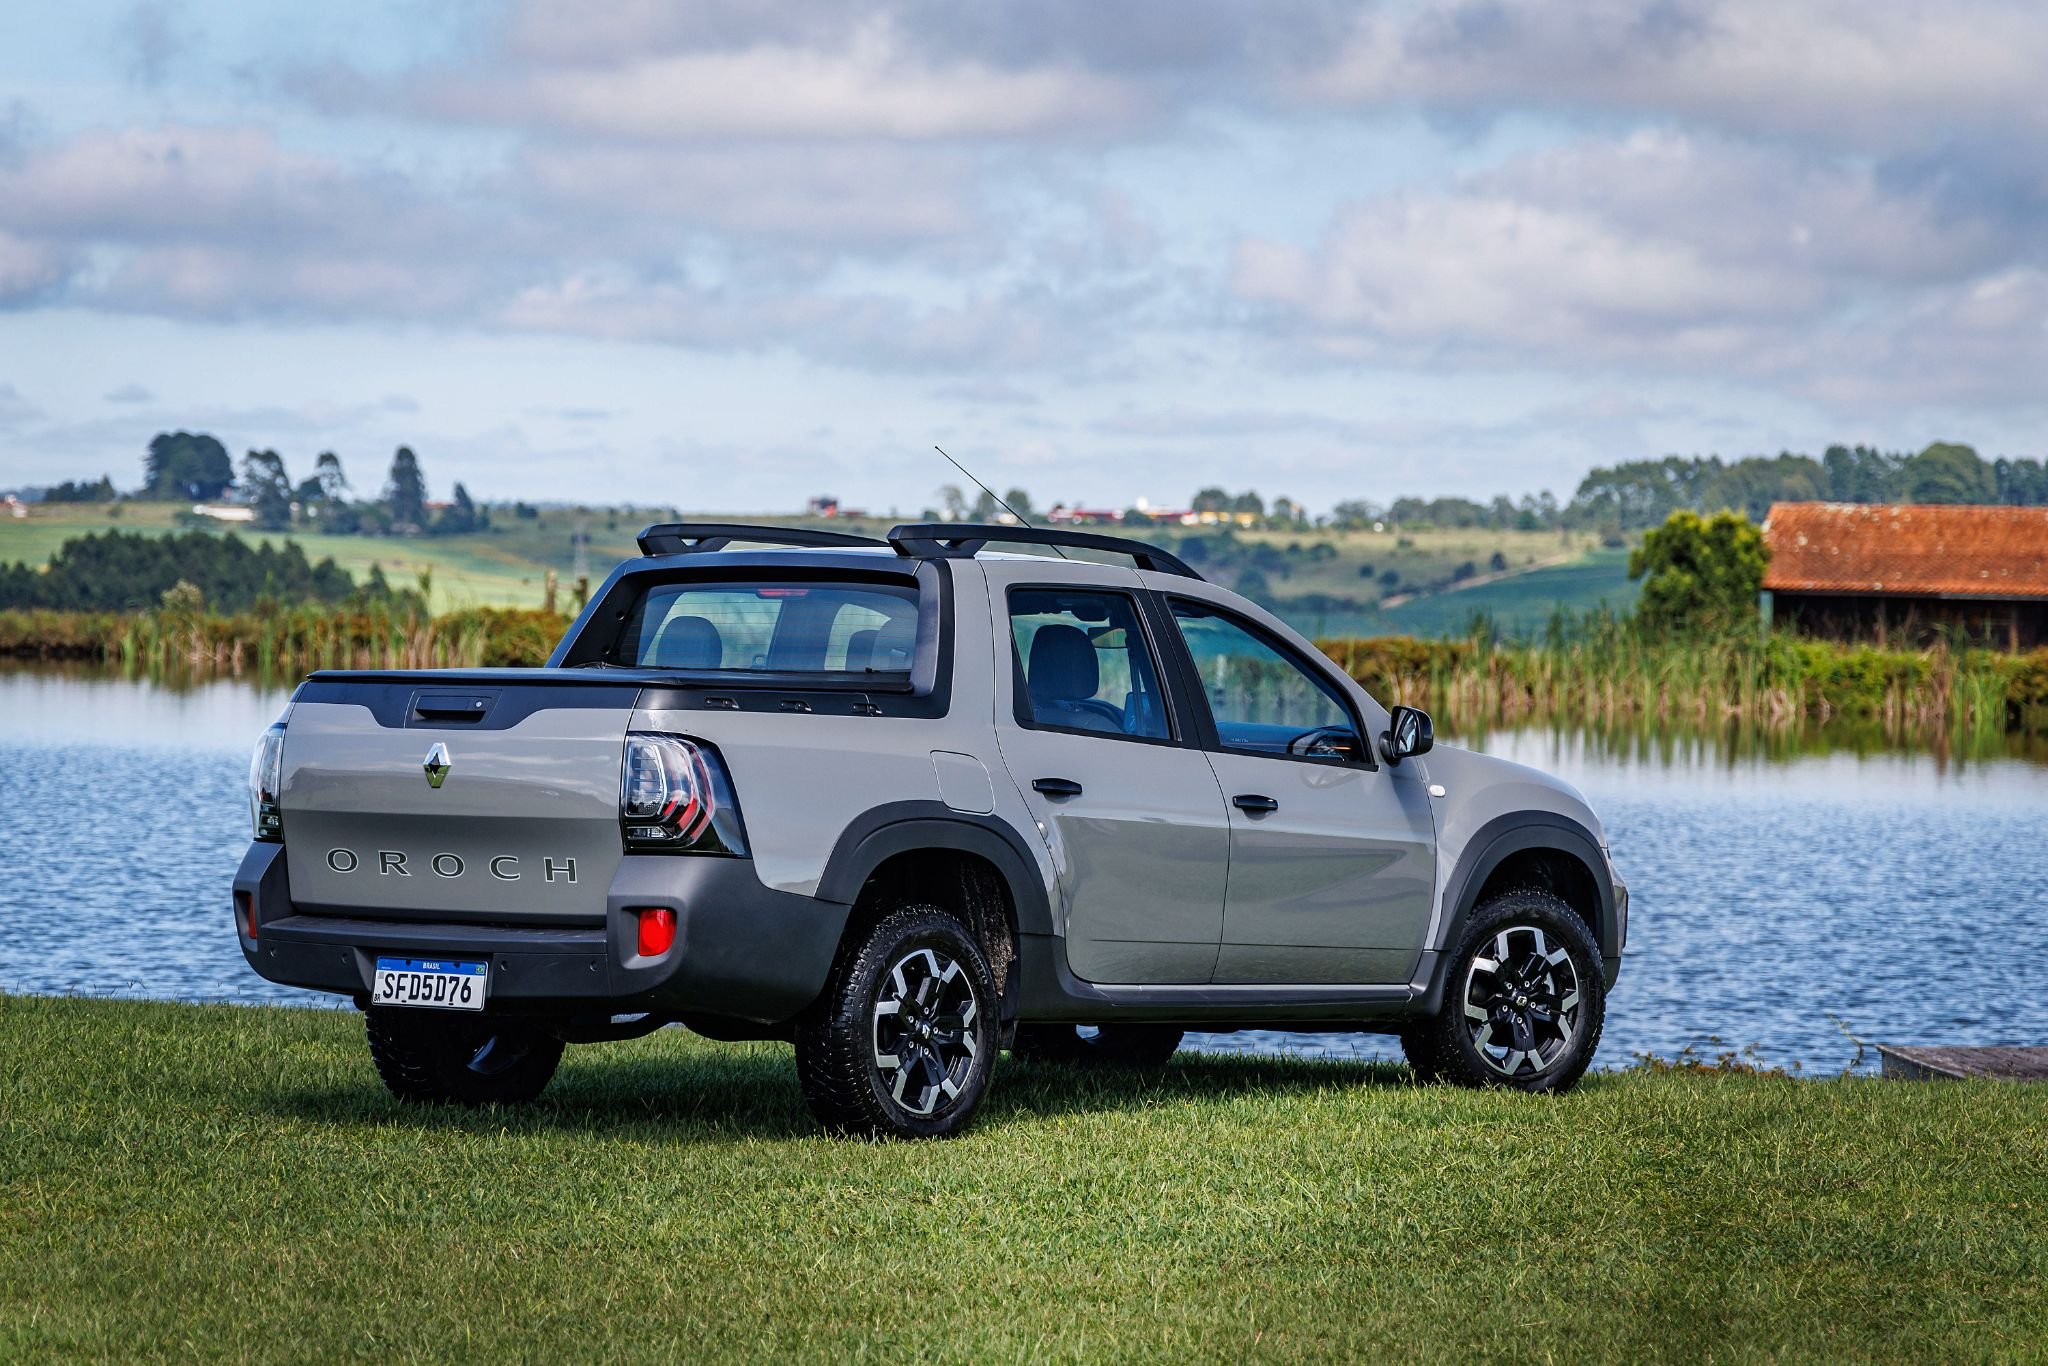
<box><xmin>843</xmin><ymin>628</ymin><xmax>880</xmax><ymax>672</ymax></box>
<box><xmin>652</xmin><ymin>615</ymin><xmax>723</xmax><ymax>669</ymax></box>
<box><xmin>1027</xmin><ymin>624</ymin><xmax>1099</xmax><ymax>706</ymax></box>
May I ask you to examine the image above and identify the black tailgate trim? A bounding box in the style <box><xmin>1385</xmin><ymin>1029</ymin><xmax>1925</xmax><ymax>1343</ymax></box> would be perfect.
<box><xmin>295</xmin><ymin>679</ymin><xmax>643</xmax><ymax>729</ymax></box>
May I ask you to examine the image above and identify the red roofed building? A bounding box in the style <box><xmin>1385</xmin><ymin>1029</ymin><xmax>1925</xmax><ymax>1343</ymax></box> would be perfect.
<box><xmin>1762</xmin><ymin>502</ymin><xmax>2048</xmax><ymax>650</ymax></box>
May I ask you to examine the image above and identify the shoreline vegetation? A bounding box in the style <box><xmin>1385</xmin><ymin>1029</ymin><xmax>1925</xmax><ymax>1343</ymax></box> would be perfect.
<box><xmin>3</xmin><ymin>603</ymin><xmax>2043</xmax><ymax>752</ymax></box>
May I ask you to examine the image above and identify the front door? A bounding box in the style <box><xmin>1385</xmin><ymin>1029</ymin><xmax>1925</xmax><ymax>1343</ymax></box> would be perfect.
<box><xmin>1163</xmin><ymin>598</ymin><xmax>1437</xmax><ymax>985</ymax></box>
<box><xmin>993</xmin><ymin>579</ymin><xmax>1230</xmax><ymax>984</ymax></box>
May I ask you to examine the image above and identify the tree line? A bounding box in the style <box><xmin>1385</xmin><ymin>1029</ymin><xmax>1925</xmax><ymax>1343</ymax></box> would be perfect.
<box><xmin>1331</xmin><ymin>442</ymin><xmax>2047</xmax><ymax>534</ymax></box>
<box><xmin>32</xmin><ymin>432</ymin><xmax>486</xmax><ymax>537</ymax></box>
<box><xmin>0</xmin><ymin>530</ymin><xmax>417</xmax><ymax>613</ymax></box>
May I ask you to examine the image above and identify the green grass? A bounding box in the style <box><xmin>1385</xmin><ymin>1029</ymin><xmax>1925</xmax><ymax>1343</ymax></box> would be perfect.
<box><xmin>4</xmin><ymin>996</ymin><xmax>2046</xmax><ymax>1360</ymax></box>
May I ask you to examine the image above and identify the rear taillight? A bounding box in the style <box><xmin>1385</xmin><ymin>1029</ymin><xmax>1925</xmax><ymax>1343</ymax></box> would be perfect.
<box><xmin>636</xmin><ymin>907</ymin><xmax>677</xmax><ymax>957</ymax></box>
<box><xmin>248</xmin><ymin>722</ymin><xmax>285</xmax><ymax>842</ymax></box>
<box><xmin>620</xmin><ymin>733</ymin><xmax>748</xmax><ymax>855</ymax></box>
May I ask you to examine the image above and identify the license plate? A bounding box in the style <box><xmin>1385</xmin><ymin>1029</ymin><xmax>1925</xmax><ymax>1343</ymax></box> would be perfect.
<box><xmin>372</xmin><ymin>957</ymin><xmax>488</xmax><ymax>1011</ymax></box>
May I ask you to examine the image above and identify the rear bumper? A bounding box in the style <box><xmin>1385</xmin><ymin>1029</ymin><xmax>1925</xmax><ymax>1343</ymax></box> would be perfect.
<box><xmin>233</xmin><ymin>842</ymin><xmax>851</xmax><ymax>1025</ymax></box>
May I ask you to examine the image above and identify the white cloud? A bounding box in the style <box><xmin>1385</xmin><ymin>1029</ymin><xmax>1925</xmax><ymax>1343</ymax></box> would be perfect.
<box><xmin>422</xmin><ymin>19</ymin><xmax>1143</xmax><ymax>142</ymax></box>
<box><xmin>1231</xmin><ymin>131</ymin><xmax>2048</xmax><ymax>404</ymax></box>
<box><xmin>1298</xmin><ymin>0</ymin><xmax>2048</xmax><ymax>151</ymax></box>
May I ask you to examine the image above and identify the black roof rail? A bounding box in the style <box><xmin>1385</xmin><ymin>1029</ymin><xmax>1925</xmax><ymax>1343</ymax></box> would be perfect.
<box><xmin>886</xmin><ymin>522</ymin><xmax>1203</xmax><ymax>580</ymax></box>
<box><xmin>636</xmin><ymin>522</ymin><xmax>889</xmax><ymax>556</ymax></box>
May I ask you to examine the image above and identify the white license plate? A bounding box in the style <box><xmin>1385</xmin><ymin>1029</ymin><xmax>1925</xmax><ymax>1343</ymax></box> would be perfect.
<box><xmin>372</xmin><ymin>956</ymin><xmax>488</xmax><ymax>1011</ymax></box>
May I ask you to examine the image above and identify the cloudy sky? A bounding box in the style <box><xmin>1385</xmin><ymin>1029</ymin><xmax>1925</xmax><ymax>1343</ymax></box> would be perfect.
<box><xmin>2</xmin><ymin>0</ymin><xmax>2045</xmax><ymax>514</ymax></box>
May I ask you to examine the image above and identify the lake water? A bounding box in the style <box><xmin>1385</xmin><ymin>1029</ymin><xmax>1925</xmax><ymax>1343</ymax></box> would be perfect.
<box><xmin>3</xmin><ymin>667</ymin><xmax>2044</xmax><ymax>1073</ymax></box>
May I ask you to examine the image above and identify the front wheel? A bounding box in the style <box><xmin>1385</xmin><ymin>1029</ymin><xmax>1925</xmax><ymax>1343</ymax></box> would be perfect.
<box><xmin>795</xmin><ymin>904</ymin><xmax>999</xmax><ymax>1140</ymax></box>
<box><xmin>365</xmin><ymin>1010</ymin><xmax>564</xmax><ymax>1106</ymax></box>
<box><xmin>1401</xmin><ymin>888</ymin><xmax>1605</xmax><ymax>1093</ymax></box>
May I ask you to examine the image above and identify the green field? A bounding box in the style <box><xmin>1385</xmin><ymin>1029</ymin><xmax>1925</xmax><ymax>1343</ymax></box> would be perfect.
<box><xmin>0</xmin><ymin>505</ymin><xmax>1636</xmax><ymax>637</ymax></box>
<box><xmin>3</xmin><ymin>996</ymin><xmax>2045</xmax><ymax>1360</ymax></box>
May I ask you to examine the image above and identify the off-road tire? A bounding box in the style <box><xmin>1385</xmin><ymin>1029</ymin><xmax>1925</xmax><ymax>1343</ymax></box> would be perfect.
<box><xmin>1402</xmin><ymin>888</ymin><xmax>1605</xmax><ymax>1094</ymax></box>
<box><xmin>1011</xmin><ymin>1023</ymin><xmax>1185</xmax><ymax>1067</ymax></box>
<box><xmin>365</xmin><ymin>1009</ymin><xmax>565</xmax><ymax>1106</ymax></box>
<box><xmin>795</xmin><ymin>904</ymin><xmax>999</xmax><ymax>1140</ymax></box>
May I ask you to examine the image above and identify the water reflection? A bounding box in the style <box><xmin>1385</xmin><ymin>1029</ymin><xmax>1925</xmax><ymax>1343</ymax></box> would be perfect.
<box><xmin>2</xmin><ymin>668</ymin><xmax>2043</xmax><ymax>1073</ymax></box>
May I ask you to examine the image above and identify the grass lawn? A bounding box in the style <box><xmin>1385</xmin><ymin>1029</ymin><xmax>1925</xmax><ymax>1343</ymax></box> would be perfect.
<box><xmin>4</xmin><ymin>996</ymin><xmax>2045</xmax><ymax>1360</ymax></box>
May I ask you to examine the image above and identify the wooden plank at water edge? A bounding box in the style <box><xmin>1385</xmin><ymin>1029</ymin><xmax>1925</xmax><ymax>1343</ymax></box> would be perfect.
<box><xmin>1877</xmin><ymin>1045</ymin><xmax>2048</xmax><ymax>1082</ymax></box>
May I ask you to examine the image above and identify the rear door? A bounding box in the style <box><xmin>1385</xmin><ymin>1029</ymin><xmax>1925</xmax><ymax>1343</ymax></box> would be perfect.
<box><xmin>987</xmin><ymin>568</ymin><xmax>1230</xmax><ymax>985</ymax></box>
<box><xmin>281</xmin><ymin>680</ymin><xmax>640</xmax><ymax>921</ymax></box>
<box><xmin>1160</xmin><ymin>597</ymin><xmax>1436</xmax><ymax>985</ymax></box>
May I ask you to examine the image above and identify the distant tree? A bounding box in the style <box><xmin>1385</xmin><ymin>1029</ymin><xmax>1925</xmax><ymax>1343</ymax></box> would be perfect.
<box><xmin>384</xmin><ymin>446</ymin><xmax>428</xmax><ymax>531</ymax></box>
<box><xmin>1994</xmin><ymin>457</ymin><xmax>2048</xmax><ymax>506</ymax></box>
<box><xmin>1191</xmin><ymin>486</ymin><xmax>1231</xmax><ymax>514</ymax></box>
<box><xmin>969</xmin><ymin>488</ymin><xmax>1003</xmax><ymax>522</ymax></box>
<box><xmin>1330</xmin><ymin>499</ymin><xmax>1382</xmax><ymax>528</ymax></box>
<box><xmin>314</xmin><ymin>451</ymin><xmax>350</xmax><ymax>502</ymax></box>
<box><xmin>241</xmin><ymin>449</ymin><xmax>294</xmax><ymax>531</ymax></box>
<box><xmin>435</xmin><ymin>482</ymin><xmax>480</xmax><ymax>535</ymax></box>
<box><xmin>143</xmin><ymin>431</ymin><xmax>235</xmax><ymax>501</ymax></box>
<box><xmin>1489</xmin><ymin>550</ymin><xmax>1508</xmax><ymax>572</ymax></box>
<box><xmin>42</xmin><ymin>475</ymin><xmax>116</xmax><ymax>502</ymax></box>
<box><xmin>1231</xmin><ymin>490</ymin><xmax>1266</xmax><ymax>518</ymax></box>
<box><xmin>1629</xmin><ymin>510</ymin><xmax>1769</xmax><ymax>639</ymax></box>
<box><xmin>935</xmin><ymin>484</ymin><xmax>969</xmax><ymax>520</ymax></box>
<box><xmin>1001</xmin><ymin>487</ymin><xmax>1036</xmax><ymax>520</ymax></box>
<box><xmin>1899</xmin><ymin>442</ymin><xmax>1996</xmax><ymax>504</ymax></box>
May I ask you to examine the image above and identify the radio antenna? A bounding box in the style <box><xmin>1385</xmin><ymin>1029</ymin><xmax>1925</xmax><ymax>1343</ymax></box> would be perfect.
<box><xmin>934</xmin><ymin>444</ymin><xmax>1068</xmax><ymax>558</ymax></box>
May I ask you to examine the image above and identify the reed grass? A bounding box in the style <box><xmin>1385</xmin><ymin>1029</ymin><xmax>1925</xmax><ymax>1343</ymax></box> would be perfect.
<box><xmin>1317</xmin><ymin>617</ymin><xmax>2047</xmax><ymax>747</ymax></box>
<box><xmin>3</xmin><ymin>604</ymin><xmax>2042</xmax><ymax>748</ymax></box>
<box><xmin>0</xmin><ymin>604</ymin><xmax>570</xmax><ymax>675</ymax></box>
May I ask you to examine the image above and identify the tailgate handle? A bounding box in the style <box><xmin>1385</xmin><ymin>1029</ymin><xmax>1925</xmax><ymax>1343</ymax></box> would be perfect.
<box><xmin>412</xmin><ymin>692</ymin><xmax>495</xmax><ymax>722</ymax></box>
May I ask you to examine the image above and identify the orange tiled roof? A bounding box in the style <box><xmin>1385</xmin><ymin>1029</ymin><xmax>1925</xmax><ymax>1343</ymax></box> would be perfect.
<box><xmin>1762</xmin><ymin>502</ymin><xmax>2048</xmax><ymax>599</ymax></box>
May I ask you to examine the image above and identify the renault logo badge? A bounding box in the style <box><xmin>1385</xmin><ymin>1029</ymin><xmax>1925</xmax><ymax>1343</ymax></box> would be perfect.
<box><xmin>422</xmin><ymin>743</ymin><xmax>452</xmax><ymax>789</ymax></box>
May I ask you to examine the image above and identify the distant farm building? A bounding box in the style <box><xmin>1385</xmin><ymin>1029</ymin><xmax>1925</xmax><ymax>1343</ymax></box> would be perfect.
<box><xmin>1762</xmin><ymin>502</ymin><xmax>2048</xmax><ymax>650</ymax></box>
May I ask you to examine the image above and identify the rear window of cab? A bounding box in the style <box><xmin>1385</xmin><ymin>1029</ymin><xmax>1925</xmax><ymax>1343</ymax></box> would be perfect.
<box><xmin>615</xmin><ymin>579</ymin><xmax>922</xmax><ymax>678</ymax></box>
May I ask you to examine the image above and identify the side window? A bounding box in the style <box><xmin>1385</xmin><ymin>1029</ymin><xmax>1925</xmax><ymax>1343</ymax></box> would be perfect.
<box><xmin>1169</xmin><ymin>600</ymin><xmax>1361</xmax><ymax>760</ymax></box>
<box><xmin>1007</xmin><ymin>588</ymin><xmax>1171</xmax><ymax>741</ymax></box>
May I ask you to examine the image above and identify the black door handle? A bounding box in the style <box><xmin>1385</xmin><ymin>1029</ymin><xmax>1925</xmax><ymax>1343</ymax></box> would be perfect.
<box><xmin>1232</xmin><ymin>793</ymin><xmax>1279</xmax><ymax>814</ymax></box>
<box><xmin>1033</xmin><ymin>777</ymin><xmax>1084</xmax><ymax>798</ymax></box>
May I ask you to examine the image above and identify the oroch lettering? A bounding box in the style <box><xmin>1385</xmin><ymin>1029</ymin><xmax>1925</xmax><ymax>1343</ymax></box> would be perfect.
<box><xmin>326</xmin><ymin>848</ymin><xmax>359</xmax><ymax>873</ymax></box>
<box><xmin>543</xmin><ymin>857</ymin><xmax>577</xmax><ymax>884</ymax></box>
<box><xmin>379</xmin><ymin>851</ymin><xmax>409</xmax><ymax>876</ymax></box>
<box><xmin>431</xmin><ymin>853</ymin><xmax>464</xmax><ymax>879</ymax></box>
<box><xmin>489</xmin><ymin>856</ymin><xmax>520</xmax><ymax>881</ymax></box>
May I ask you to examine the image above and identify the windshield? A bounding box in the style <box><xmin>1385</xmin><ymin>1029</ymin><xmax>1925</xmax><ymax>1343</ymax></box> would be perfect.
<box><xmin>618</xmin><ymin>579</ymin><xmax>921</xmax><ymax>677</ymax></box>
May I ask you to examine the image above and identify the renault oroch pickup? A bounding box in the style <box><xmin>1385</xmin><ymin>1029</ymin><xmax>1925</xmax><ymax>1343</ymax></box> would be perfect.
<box><xmin>236</xmin><ymin>522</ymin><xmax>1626</xmax><ymax>1138</ymax></box>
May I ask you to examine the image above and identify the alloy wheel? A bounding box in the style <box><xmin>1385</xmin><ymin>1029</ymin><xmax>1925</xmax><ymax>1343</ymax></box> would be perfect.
<box><xmin>871</xmin><ymin>947</ymin><xmax>981</xmax><ymax>1117</ymax></box>
<box><xmin>1461</xmin><ymin>924</ymin><xmax>1582</xmax><ymax>1078</ymax></box>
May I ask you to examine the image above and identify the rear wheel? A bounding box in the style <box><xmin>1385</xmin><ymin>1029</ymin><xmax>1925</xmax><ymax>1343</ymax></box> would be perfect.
<box><xmin>365</xmin><ymin>1009</ymin><xmax>564</xmax><ymax>1106</ymax></box>
<box><xmin>795</xmin><ymin>904</ymin><xmax>999</xmax><ymax>1140</ymax></box>
<box><xmin>1401</xmin><ymin>888</ymin><xmax>1604</xmax><ymax>1094</ymax></box>
<box><xmin>1011</xmin><ymin>1023</ymin><xmax>1185</xmax><ymax>1067</ymax></box>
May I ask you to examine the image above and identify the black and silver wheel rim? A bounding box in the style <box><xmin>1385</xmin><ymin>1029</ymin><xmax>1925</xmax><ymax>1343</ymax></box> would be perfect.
<box><xmin>872</xmin><ymin>947</ymin><xmax>980</xmax><ymax>1117</ymax></box>
<box><xmin>1461</xmin><ymin>925</ymin><xmax>1581</xmax><ymax>1078</ymax></box>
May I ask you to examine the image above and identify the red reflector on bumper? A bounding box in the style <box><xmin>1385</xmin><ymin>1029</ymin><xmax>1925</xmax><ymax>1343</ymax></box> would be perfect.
<box><xmin>234</xmin><ymin>890</ymin><xmax>257</xmax><ymax>939</ymax></box>
<box><xmin>636</xmin><ymin>907</ymin><xmax>677</xmax><ymax>957</ymax></box>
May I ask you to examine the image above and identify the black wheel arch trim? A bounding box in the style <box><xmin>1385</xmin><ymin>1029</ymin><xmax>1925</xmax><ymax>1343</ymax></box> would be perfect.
<box><xmin>815</xmin><ymin>800</ymin><xmax>1054</xmax><ymax>938</ymax></box>
<box><xmin>1414</xmin><ymin>812</ymin><xmax>1617</xmax><ymax>1014</ymax></box>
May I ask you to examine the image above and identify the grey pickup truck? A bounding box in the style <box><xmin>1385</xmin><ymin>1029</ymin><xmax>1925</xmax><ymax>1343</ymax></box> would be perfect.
<box><xmin>237</xmin><ymin>522</ymin><xmax>1626</xmax><ymax>1138</ymax></box>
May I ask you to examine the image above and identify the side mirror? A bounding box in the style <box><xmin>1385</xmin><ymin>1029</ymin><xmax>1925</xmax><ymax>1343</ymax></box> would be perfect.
<box><xmin>1380</xmin><ymin>705</ymin><xmax>1434</xmax><ymax>765</ymax></box>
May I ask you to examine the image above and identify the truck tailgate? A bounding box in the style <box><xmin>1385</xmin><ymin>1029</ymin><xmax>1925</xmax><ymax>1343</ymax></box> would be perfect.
<box><xmin>279</xmin><ymin>680</ymin><xmax>640</xmax><ymax>921</ymax></box>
